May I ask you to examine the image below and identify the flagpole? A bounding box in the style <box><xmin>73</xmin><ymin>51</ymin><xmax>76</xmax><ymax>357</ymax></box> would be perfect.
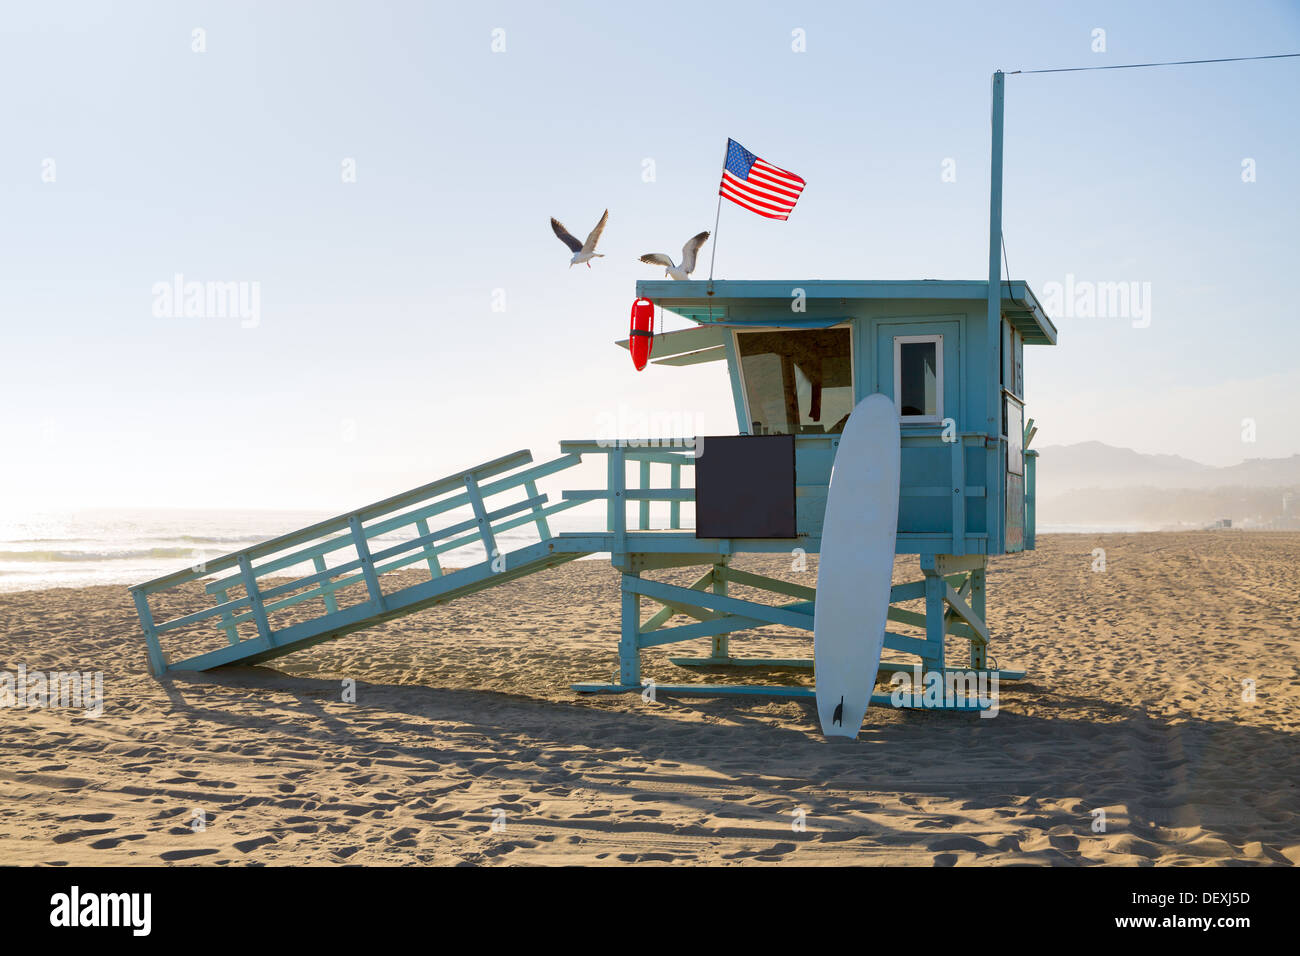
<box><xmin>707</xmin><ymin>193</ymin><xmax>723</xmax><ymax>286</ymax></box>
<box><xmin>712</xmin><ymin>136</ymin><xmax>733</xmax><ymax>290</ymax></box>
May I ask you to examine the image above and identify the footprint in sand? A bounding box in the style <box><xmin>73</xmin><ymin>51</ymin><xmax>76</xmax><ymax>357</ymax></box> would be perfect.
<box><xmin>1048</xmin><ymin>832</ymin><xmax>1080</xmax><ymax>853</ymax></box>
<box><xmin>90</xmin><ymin>834</ymin><xmax>146</xmax><ymax>850</ymax></box>
<box><xmin>752</xmin><ymin>842</ymin><xmax>798</xmax><ymax>861</ymax></box>
<box><xmin>413</xmin><ymin>809</ymin><xmax>462</xmax><ymax>822</ymax></box>
<box><xmin>387</xmin><ymin>827</ymin><xmax>419</xmax><ymax>847</ymax></box>
<box><xmin>928</xmin><ymin>835</ymin><xmax>992</xmax><ymax>855</ymax></box>
<box><xmin>53</xmin><ymin>828</ymin><xmax>114</xmax><ymax>844</ymax></box>
<box><xmin>159</xmin><ymin>848</ymin><xmax>219</xmax><ymax>861</ymax></box>
<box><xmin>481</xmin><ymin>840</ymin><xmax>536</xmax><ymax>858</ymax></box>
<box><xmin>234</xmin><ymin>836</ymin><xmax>276</xmax><ymax>853</ymax></box>
<box><xmin>723</xmin><ymin>843</ymin><xmax>797</xmax><ymax>860</ymax></box>
<box><xmin>54</xmin><ymin>812</ymin><xmax>114</xmax><ymax>824</ymax></box>
<box><xmin>616</xmin><ymin>851</ymin><xmax>677</xmax><ymax>863</ymax></box>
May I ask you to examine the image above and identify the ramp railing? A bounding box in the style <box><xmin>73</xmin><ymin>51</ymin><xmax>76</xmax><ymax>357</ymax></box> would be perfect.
<box><xmin>129</xmin><ymin>449</ymin><xmax>584</xmax><ymax>675</ymax></box>
<box><xmin>557</xmin><ymin>439</ymin><xmax>698</xmax><ymax>552</ymax></box>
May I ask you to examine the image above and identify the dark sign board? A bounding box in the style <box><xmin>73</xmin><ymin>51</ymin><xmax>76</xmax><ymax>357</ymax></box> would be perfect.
<box><xmin>694</xmin><ymin>435</ymin><xmax>797</xmax><ymax>539</ymax></box>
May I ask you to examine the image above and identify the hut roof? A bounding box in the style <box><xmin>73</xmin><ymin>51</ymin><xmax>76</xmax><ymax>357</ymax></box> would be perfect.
<box><xmin>633</xmin><ymin>279</ymin><xmax>1058</xmax><ymax>346</ymax></box>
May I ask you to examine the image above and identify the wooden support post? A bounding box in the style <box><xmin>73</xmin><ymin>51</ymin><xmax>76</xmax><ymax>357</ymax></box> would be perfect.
<box><xmin>639</xmin><ymin>460</ymin><xmax>651</xmax><ymax>530</ymax></box>
<box><xmin>669</xmin><ymin>462</ymin><xmax>681</xmax><ymax>530</ymax></box>
<box><xmin>609</xmin><ymin>445</ymin><xmax>626</xmax><ymax>554</ymax></box>
<box><xmin>214</xmin><ymin>586</ymin><xmax>239</xmax><ymax>645</ymax></box>
<box><xmin>131</xmin><ymin>589</ymin><xmax>167</xmax><ymax>676</ymax></box>
<box><xmin>710</xmin><ymin>555</ymin><xmax>731</xmax><ymax>661</ymax></box>
<box><xmin>524</xmin><ymin>479</ymin><xmax>552</xmax><ymax>541</ymax></box>
<box><xmin>413</xmin><ymin>518</ymin><xmax>443</xmax><ymax>578</ymax></box>
<box><xmin>462</xmin><ymin>475</ymin><xmax>498</xmax><ymax>566</ymax></box>
<box><xmin>312</xmin><ymin>555</ymin><xmax>340</xmax><ymax>612</ymax></box>
<box><xmin>970</xmin><ymin>562</ymin><xmax>988</xmax><ymax>669</ymax></box>
<box><xmin>922</xmin><ymin>563</ymin><xmax>946</xmax><ymax>673</ymax></box>
<box><xmin>619</xmin><ymin>571</ymin><xmax>642</xmax><ymax>686</ymax></box>
<box><xmin>237</xmin><ymin>554</ymin><xmax>274</xmax><ymax>648</ymax></box>
<box><xmin>348</xmin><ymin>515</ymin><xmax>387</xmax><ymax>612</ymax></box>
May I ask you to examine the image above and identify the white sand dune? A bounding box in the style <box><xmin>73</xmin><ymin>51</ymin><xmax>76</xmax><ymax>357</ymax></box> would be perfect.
<box><xmin>0</xmin><ymin>532</ymin><xmax>1296</xmax><ymax>865</ymax></box>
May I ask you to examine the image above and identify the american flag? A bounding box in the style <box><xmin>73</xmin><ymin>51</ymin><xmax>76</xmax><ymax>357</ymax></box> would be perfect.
<box><xmin>718</xmin><ymin>138</ymin><xmax>805</xmax><ymax>220</ymax></box>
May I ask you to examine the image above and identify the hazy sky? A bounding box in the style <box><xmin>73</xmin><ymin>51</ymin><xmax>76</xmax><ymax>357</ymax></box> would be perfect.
<box><xmin>3</xmin><ymin>0</ymin><xmax>1298</xmax><ymax>512</ymax></box>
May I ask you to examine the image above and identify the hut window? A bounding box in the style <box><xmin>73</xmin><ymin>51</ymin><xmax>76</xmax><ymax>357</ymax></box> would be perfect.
<box><xmin>893</xmin><ymin>335</ymin><xmax>943</xmax><ymax>422</ymax></box>
<box><xmin>1005</xmin><ymin>392</ymin><xmax>1025</xmax><ymax>476</ymax></box>
<box><xmin>736</xmin><ymin>328</ymin><xmax>854</xmax><ymax>435</ymax></box>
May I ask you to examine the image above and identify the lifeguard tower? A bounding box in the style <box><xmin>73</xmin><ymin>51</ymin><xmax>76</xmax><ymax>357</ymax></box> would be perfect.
<box><xmin>126</xmin><ymin>277</ymin><xmax>1055</xmax><ymax>708</ymax></box>
<box><xmin>128</xmin><ymin>72</ymin><xmax>1054</xmax><ymax>712</ymax></box>
<box><xmin>564</xmin><ymin>276</ymin><xmax>1056</xmax><ymax>699</ymax></box>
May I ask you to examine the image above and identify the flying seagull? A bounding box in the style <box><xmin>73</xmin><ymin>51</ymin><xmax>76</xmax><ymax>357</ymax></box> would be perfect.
<box><xmin>551</xmin><ymin>210</ymin><xmax>609</xmax><ymax>268</ymax></box>
<box><xmin>638</xmin><ymin>230</ymin><xmax>710</xmax><ymax>280</ymax></box>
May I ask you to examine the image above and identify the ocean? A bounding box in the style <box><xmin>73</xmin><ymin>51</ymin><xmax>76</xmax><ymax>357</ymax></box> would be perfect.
<box><xmin>0</xmin><ymin>508</ymin><xmax>611</xmax><ymax>594</ymax></box>
<box><xmin>0</xmin><ymin>509</ymin><xmax>1150</xmax><ymax>594</ymax></box>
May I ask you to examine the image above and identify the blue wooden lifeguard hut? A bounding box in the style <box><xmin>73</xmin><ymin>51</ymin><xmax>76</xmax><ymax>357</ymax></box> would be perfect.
<box><xmin>576</xmin><ymin>276</ymin><xmax>1055</xmax><ymax>693</ymax></box>
<box><xmin>122</xmin><ymin>273</ymin><xmax>1055</xmax><ymax>707</ymax></box>
<box><xmin>128</xmin><ymin>73</ymin><xmax>1053</xmax><ymax>711</ymax></box>
<box><xmin>126</xmin><ymin>277</ymin><xmax>1055</xmax><ymax>706</ymax></box>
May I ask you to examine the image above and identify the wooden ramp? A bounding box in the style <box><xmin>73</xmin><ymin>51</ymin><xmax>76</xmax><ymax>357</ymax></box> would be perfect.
<box><xmin>129</xmin><ymin>436</ymin><xmax>1021</xmax><ymax>710</ymax></box>
<box><xmin>129</xmin><ymin>450</ymin><xmax>591</xmax><ymax>675</ymax></box>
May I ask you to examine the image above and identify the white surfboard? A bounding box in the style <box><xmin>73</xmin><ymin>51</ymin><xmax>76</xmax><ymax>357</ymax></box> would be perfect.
<box><xmin>813</xmin><ymin>393</ymin><xmax>901</xmax><ymax>738</ymax></box>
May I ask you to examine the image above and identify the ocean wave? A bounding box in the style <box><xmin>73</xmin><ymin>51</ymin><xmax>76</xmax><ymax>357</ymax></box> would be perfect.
<box><xmin>0</xmin><ymin>547</ymin><xmax>204</xmax><ymax>563</ymax></box>
<box><xmin>0</xmin><ymin>538</ymin><xmax>90</xmax><ymax>545</ymax></box>
<box><xmin>3</xmin><ymin>534</ymin><xmax>264</xmax><ymax>545</ymax></box>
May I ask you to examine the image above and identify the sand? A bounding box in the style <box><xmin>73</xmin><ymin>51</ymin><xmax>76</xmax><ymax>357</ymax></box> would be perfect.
<box><xmin>0</xmin><ymin>532</ymin><xmax>1296</xmax><ymax>866</ymax></box>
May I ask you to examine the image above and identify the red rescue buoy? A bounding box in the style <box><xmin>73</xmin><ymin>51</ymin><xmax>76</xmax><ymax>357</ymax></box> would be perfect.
<box><xmin>629</xmin><ymin>297</ymin><xmax>654</xmax><ymax>371</ymax></box>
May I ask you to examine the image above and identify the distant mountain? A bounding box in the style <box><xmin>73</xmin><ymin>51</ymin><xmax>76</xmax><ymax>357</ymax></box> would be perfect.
<box><xmin>1034</xmin><ymin>442</ymin><xmax>1300</xmax><ymax>493</ymax></box>
<box><xmin>1216</xmin><ymin>455</ymin><xmax>1300</xmax><ymax>488</ymax></box>
<box><xmin>1032</xmin><ymin>442</ymin><xmax>1300</xmax><ymax>529</ymax></box>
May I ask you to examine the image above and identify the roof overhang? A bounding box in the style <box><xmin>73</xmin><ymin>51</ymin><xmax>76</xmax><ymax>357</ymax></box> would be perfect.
<box><xmin>614</xmin><ymin>317</ymin><xmax>857</xmax><ymax>366</ymax></box>
<box><xmin>631</xmin><ymin>279</ymin><xmax>1059</xmax><ymax>345</ymax></box>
